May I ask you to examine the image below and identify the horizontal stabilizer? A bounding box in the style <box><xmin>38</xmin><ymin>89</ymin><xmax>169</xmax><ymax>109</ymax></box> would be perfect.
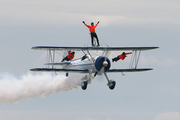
<box><xmin>107</xmin><ymin>68</ymin><xmax>153</xmax><ymax>72</ymax></box>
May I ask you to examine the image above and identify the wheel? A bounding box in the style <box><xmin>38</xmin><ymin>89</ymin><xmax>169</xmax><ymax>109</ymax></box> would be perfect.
<box><xmin>107</xmin><ymin>80</ymin><xmax>116</xmax><ymax>90</ymax></box>
<box><xmin>66</xmin><ymin>73</ymin><xmax>68</xmax><ymax>77</ymax></box>
<box><xmin>81</xmin><ymin>81</ymin><xmax>88</xmax><ymax>90</ymax></box>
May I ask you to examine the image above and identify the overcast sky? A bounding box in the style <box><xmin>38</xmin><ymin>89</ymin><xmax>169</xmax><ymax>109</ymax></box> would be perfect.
<box><xmin>0</xmin><ymin>0</ymin><xmax>180</xmax><ymax>120</ymax></box>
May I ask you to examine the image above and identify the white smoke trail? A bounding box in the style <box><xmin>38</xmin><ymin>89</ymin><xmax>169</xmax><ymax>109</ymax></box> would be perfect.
<box><xmin>0</xmin><ymin>73</ymin><xmax>84</xmax><ymax>103</ymax></box>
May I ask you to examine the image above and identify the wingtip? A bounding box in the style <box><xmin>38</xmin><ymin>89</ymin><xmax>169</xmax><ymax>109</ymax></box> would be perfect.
<box><xmin>31</xmin><ymin>46</ymin><xmax>35</xmax><ymax>49</ymax></box>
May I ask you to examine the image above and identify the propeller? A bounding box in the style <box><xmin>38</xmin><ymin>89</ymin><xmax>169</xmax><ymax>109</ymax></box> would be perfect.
<box><xmin>99</xmin><ymin>50</ymin><xmax>111</xmax><ymax>74</ymax></box>
<box><xmin>94</xmin><ymin>51</ymin><xmax>111</xmax><ymax>77</ymax></box>
<box><xmin>99</xmin><ymin>59</ymin><xmax>108</xmax><ymax>75</ymax></box>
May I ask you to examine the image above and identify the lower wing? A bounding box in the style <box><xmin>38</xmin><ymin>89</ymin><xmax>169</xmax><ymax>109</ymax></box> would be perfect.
<box><xmin>107</xmin><ymin>68</ymin><xmax>153</xmax><ymax>72</ymax></box>
<box><xmin>44</xmin><ymin>62</ymin><xmax>71</xmax><ymax>65</ymax></box>
<box><xmin>30</xmin><ymin>68</ymin><xmax>89</xmax><ymax>73</ymax></box>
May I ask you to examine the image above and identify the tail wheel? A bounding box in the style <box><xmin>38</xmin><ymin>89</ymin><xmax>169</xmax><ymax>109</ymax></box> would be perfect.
<box><xmin>107</xmin><ymin>80</ymin><xmax>116</xmax><ymax>90</ymax></box>
<box><xmin>81</xmin><ymin>81</ymin><xmax>88</xmax><ymax>90</ymax></box>
<box><xmin>66</xmin><ymin>73</ymin><xmax>69</xmax><ymax>77</ymax></box>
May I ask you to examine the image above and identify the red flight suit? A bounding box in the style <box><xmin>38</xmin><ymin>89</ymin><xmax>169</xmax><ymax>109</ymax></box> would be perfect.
<box><xmin>84</xmin><ymin>23</ymin><xmax>98</xmax><ymax>32</ymax></box>
<box><xmin>61</xmin><ymin>51</ymin><xmax>75</xmax><ymax>62</ymax></box>
<box><xmin>112</xmin><ymin>52</ymin><xmax>131</xmax><ymax>62</ymax></box>
<box><xmin>118</xmin><ymin>52</ymin><xmax>131</xmax><ymax>60</ymax></box>
<box><xmin>67</xmin><ymin>51</ymin><xmax>74</xmax><ymax>60</ymax></box>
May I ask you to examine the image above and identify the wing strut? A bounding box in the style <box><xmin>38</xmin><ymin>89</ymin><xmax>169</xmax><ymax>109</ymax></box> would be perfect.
<box><xmin>102</xmin><ymin>49</ymin><xmax>109</xmax><ymax>57</ymax></box>
<box><xmin>46</xmin><ymin>48</ymin><xmax>56</xmax><ymax>69</ymax></box>
<box><xmin>87</xmin><ymin>50</ymin><xmax>94</xmax><ymax>60</ymax></box>
<box><xmin>129</xmin><ymin>50</ymin><xmax>141</xmax><ymax>69</ymax></box>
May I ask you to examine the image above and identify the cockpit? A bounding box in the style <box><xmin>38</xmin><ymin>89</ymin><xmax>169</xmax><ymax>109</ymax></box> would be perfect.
<box><xmin>81</xmin><ymin>54</ymin><xmax>90</xmax><ymax>61</ymax></box>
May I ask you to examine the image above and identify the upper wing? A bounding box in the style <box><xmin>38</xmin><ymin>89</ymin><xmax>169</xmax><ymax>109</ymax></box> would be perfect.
<box><xmin>32</xmin><ymin>46</ymin><xmax>159</xmax><ymax>51</ymax></box>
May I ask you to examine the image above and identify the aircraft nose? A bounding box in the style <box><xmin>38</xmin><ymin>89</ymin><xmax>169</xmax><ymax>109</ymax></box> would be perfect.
<box><xmin>103</xmin><ymin>61</ymin><xmax>108</xmax><ymax>67</ymax></box>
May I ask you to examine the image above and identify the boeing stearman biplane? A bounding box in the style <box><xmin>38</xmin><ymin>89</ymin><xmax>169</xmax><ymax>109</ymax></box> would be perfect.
<box><xmin>30</xmin><ymin>46</ymin><xmax>158</xmax><ymax>90</ymax></box>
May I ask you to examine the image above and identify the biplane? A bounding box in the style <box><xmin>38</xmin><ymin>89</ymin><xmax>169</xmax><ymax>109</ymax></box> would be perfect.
<box><xmin>30</xmin><ymin>46</ymin><xmax>158</xmax><ymax>90</ymax></box>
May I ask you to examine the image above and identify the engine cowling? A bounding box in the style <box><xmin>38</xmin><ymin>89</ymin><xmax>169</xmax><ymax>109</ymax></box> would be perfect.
<box><xmin>94</xmin><ymin>56</ymin><xmax>111</xmax><ymax>72</ymax></box>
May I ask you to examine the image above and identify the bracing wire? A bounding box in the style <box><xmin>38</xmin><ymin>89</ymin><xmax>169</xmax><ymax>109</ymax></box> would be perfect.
<box><xmin>129</xmin><ymin>50</ymin><xmax>134</xmax><ymax>68</ymax></box>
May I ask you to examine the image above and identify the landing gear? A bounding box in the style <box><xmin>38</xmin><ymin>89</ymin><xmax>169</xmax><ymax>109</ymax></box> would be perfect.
<box><xmin>80</xmin><ymin>69</ymin><xmax>93</xmax><ymax>90</ymax></box>
<box><xmin>81</xmin><ymin>81</ymin><xmax>88</xmax><ymax>90</ymax></box>
<box><xmin>104</xmin><ymin>73</ymin><xmax>116</xmax><ymax>90</ymax></box>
